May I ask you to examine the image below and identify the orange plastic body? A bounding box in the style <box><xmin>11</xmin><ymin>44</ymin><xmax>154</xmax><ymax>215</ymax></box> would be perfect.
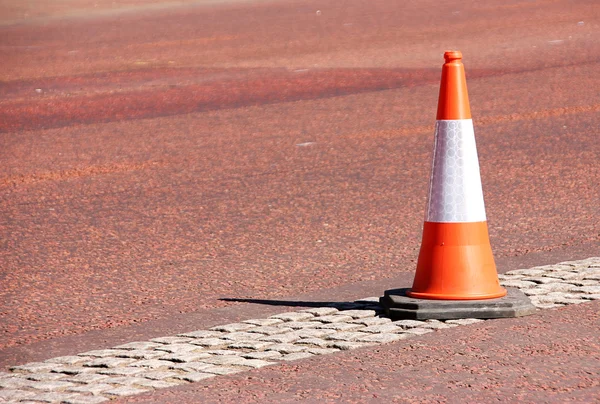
<box><xmin>436</xmin><ymin>51</ymin><xmax>471</xmax><ymax>120</ymax></box>
<box><xmin>408</xmin><ymin>221</ymin><xmax>506</xmax><ymax>300</ymax></box>
<box><xmin>408</xmin><ymin>50</ymin><xmax>506</xmax><ymax>301</ymax></box>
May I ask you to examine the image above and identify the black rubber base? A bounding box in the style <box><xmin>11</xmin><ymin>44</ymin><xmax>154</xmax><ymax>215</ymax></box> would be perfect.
<box><xmin>380</xmin><ymin>287</ymin><xmax>537</xmax><ymax>320</ymax></box>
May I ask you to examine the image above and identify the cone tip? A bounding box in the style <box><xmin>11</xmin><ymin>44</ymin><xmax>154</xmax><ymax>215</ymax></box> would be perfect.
<box><xmin>444</xmin><ymin>50</ymin><xmax>462</xmax><ymax>62</ymax></box>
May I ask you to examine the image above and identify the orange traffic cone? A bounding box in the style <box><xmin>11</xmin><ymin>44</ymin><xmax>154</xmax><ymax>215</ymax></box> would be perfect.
<box><xmin>407</xmin><ymin>51</ymin><xmax>506</xmax><ymax>300</ymax></box>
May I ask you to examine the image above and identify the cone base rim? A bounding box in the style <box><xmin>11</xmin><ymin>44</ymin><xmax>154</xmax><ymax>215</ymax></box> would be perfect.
<box><xmin>406</xmin><ymin>288</ymin><xmax>507</xmax><ymax>301</ymax></box>
<box><xmin>380</xmin><ymin>288</ymin><xmax>536</xmax><ymax>320</ymax></box>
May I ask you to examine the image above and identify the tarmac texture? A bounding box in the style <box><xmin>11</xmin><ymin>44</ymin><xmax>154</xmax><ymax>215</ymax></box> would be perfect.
<box><xmin>1</xmin><ymin>0</ymin><xmax>599</xmax><ymax>402</ymax></box>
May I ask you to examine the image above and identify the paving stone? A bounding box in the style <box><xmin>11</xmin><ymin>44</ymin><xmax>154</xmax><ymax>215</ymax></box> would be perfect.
<box><xmin>26</xmin><ymin>372</ymin><xmax>68</xmax><ymax>381</ymax></box>
<box><xmin>325</xmin><ymin>332</ymin><xmax>365</xmax><ymax>341</ymax></box>
<box><xmin>201</xmin><ymin>366</ymin><xmax>245</xmax><ymax>375</ymax></box>
<box><xmin>295</xmin><ymin>338</ymin><xmax>331</xmax><ymax>348</ymax></box>
<box><xmin>330</xmin><ymin>341</ymin><xmax>374</xmax><ymax>350</ymax></box>
<box><xmin>292</xmin><ymin>328</ymin><xmax>337</xmax><ymax>338</ymax></box>
<box><xmin>570</xmin><ymin>280</ymin><xmax>600</xmax><ymax>286</ymax></box>
<box><xmin>356</xmin><ymin>333</ymin><xmax>411</xmax><ymax>343</ymax></box>
<box><xmin>154</xmin><ymin>343</ymin><xmax>202</xmax><ymax>353</ymax></box>
<box><xmin>26</xmin><ymin>392</ymin><xmax>81</xmax><ymax>402</ymax></box>
<box><xmin>135</xmin><ymin>379</ymin><xmax>183</xmax><ymax>389</ymax></box>
<box><xmin>533</xmin><ymin>302</ymin><xmax>565</xmax><ymax>309</ymax></box>
<box><xmin>361</xmin><ymin>323</ymin><xmax>403</xmax><ymax>333</ymax></box>
<box><xmin>437</xmin><ymin>321</ymin><xmax>459</xmax><ymax>328</ymax></box>
<box><xmin>497</xmin><ymin>273</ymin><xmax>524</xmax><ymax>280</ymax></box>
<box><xmin>0</xmin><ymin>388</ymin><xmax>36</xmax><ymax>401</ymax></box>
<box><xmin>573</xmin><ymin>285</ymin><xmax>600</xmax><ymax>294</ymax></box>
<box><xmin>551</xmin><ymin>292</ymin><xmax>592</xmax><ymax>300</ymax></box>
<box><xmin>265</xmin><ymin>344</ymin><xmax>308</xmax><ymax>354</ymax></box>
<box><xmin>241</xmin><ymin>351</ymin><xmax>282</xmax><ymax>360</ymax></box>
<box><xmin>151</xmin><ymin>336</ymin><xmax>194</xmax><ymax>344</ymax></box>
<box><xmin>506</xmin><ymin>269</ymin><xmax>548</xmax><ymax>276</ymax></box>
<box><xmin>348</xmin><ymin>317</ymin><xmax>392</xmax><ymax>326</ymax></box>
<box><xmin>280</xmin><ymin>321</ymin><xmax>320</xmax><ymax>329</ymax></box>
<box><xmin>392</xmin><ymin>320</ymin><xmax>427</xmax><ymax>329</ymax></box>
<box><xmin>63</xmin><ymin>395</ymin><xmax>110</xmax><ymax>404</ymax></box>
<box><xmin>114</xmin><ymin>341</ymin><xmax>163</xmax><ymax>350</ymax></box>
<box><xmin>542</xmin><ymin>271</ymin><xmax>585</xmax><ymax>280</ymax></box>
<box><xmin>315</xmin><ymin>322</ymin><xmax>364</xmax><ymax>331</ymax></box>
<box><xmin>299</xmin><ymin>307</ymin><xmax>339</xmax><ymax>316</ymax></box>
<box><xmin>403</xmin><ymin>328</ymin><xmax>434</xmax><ymax>335</ymax></box>
<box><xmin>169</xmin><ymin>362</ymin><xmax>214</xmax><ymax>372</ymax></box>
<box><xmin>311</xmin><ymin>314</ymin><xmax>354</xmax><ymax>323</ymax></box>
<box><xmin>96</xmin><ymin>376</ymin><xmax>148</xmax><ymax>385</ymax></box>
<box><xmin>27</xmin><ymin>380</ymin><xmax>76</xmax><ymax>391</ymax></box>
<box><xmin>204</xmin><ymin>349</ymin><xmax>241</xmax><ymax>355</ymax></box>
<box><xmin>64</xmin><ymin>373</ymin><xmax>110</xmax><ymax>384</ymax></box>
<box><xmin>536</xmin><ymin>283</ymin><xmax>578</xmax><ymax>292</ymax></box>
<box><xmin>584</xmin><ymin>273</ymin><xmax>600</xmax><ymax>281</ymax></box>
<box><xmin>522</xmin><ymin>277</ymin><xmax>567</xmax><ymax>284</ymax></box>
<box><xmin>128</xmin><ymin>359</ymin><xmax>171</xmax><ymax>369</ymax></box>
<box><xmin>228</xmin><ymin>340</ymin><xmax>274</xmax><ymax>350</ymax></box>
<box><xmin>237</xmin><ymin>359</ymin><xmax>274</xmax><ymax>368</ymax></box>
<box><xmin>104</xmin><ymin>386</ymin><xmax>150</xmax><ymax>397</ymax></box>
<box><xmin>173</xmin><ymin>372</ymin><xmax>216</xmax><ymax>382</ymax></box>
<box><xmin>258</xmin><ymin>332</ymin><xmax>302</xmax><ymax>343</ymax></box>
<box><xmin>500</xmin><ymin>280</ymin><xmax>538</xmax><ymax>288</ymax></box>
<box><xmin>242</xmin><ymin>318</ymin><xmax>284</xmax><ymax>326</ymax></box>
<box><xmin>306</xmin><ymin>348</ymin><xmax>340</xmax><ymax>355</ymax></box>
<box><xmin>0</xmin><ymin>376</ymin><xmax>32</xmax><ymax>388</ymax></box>
<box><xmin>444</xmin><ymin>318</ymin><xmax>485</xmax><ymax>325</ymax></box>
<box><xmin>269</xmin><ymin>312</ymin><xmax>315</xmax><ymax>322</ymax></box>
<box><xmin>83</xmin><ymin>357</ymin><xmax>137</xmax><ymax>368</ymax></box>
<box><xmin>560</xmin><ymin>298</ymin><xmax>587</xmax><ymax>304</ymax></box>
<box><xmin>66</xmin><ymin>383</ymin><xmax>114</xmax><ymax>394</ymax></box>
<box><xmin>141</xmin><ymin>370</ymin><xmax>181</xmax><ymax>380</ymax></box>
<box><xmin>79</xmin><ymin>349</ymin><xmax>123</xmax><ymax>358</ymax></box>
<box><xmin>97</xmin><ymin>367</ymin><xmax>146</xmax><ymax>376</ymax></box>
<box><xmin>583</xmin><ymin>257</ymin><xmax>600</xmax><ymax>263</ymax></box>
<box><xmin>278</xmin><ymin>352</ymin><xmax>314</xmax><ymax>361</ymax></box>
<box><xmin>199</xmin><ymin>355</ymin><xmax>246</xmax><ymax>366</ymax></box>
<box><xmin>116</xmin><ymin>350</ymin><xmax>166</xmax><ymax>359</ymax></box>
<box><xmin>337</xmin><ymin>309</ymin><xmax>377</xmax><ymax>319</ymax></box>
<box><xmin>45</xmin><ymin>356</ymin><xmax>91</xmax><ymax>365</ymax></box>
<box><xmin>544</xmin><ymin>264</ymin><xmax>580</xmax><ymax>271</ymax></box>
<box><xmin>177</xmin><ymin>330</ymin><xmax>223</xmax><ymax>339</ymax></box>
<box><xmin>189</xmin><ymin>338</ymin><xmax>228</xmax><ymax>348</ymax></box>
<box><xmin>535</xmin><ymin>295</ymin><xmax>587</xmax><ymax>305</ymax></box>
<box><xmin>160</xmin><ymin>352</ymin><xmax>212</xmax><ymax>363</ymax></box>
<box><xmin>246</xmin><ymin>326</ymin><xmax>293</xmax><ymax>335</ymax></box>
<box><xmin>522</xmin><ymin>288</ymin><xmax>551</xmax><ymax>296</ymax></box>
<box><xmin>420</xmin><ymin>321</ymin><xmax>454</xmax><ymax>330</ymax></box>
<box><xmin>53</xmin><ymin>367</ymin><xmax>98</xmax><ymax>375</ymax></box>
<box><xmin>210</xmin><ymin>323</ymin><xmax>256</xmax><ymax>332</ymax></box>
<box><xmin>10</xmin><ymin>362</ymin><xmax>57</xmax><ymax>373</ymax></box>
<box><xmin>221</xmin><ymin>332</ymin><xmax>263</xmax><ymax>341</ymax></box>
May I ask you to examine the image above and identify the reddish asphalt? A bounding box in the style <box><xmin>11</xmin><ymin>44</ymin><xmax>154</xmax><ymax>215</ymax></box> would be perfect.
<box><xmin>1</xmin><ymin>0</ymin><xmax>599</xmax><ymax>401</ymax></box>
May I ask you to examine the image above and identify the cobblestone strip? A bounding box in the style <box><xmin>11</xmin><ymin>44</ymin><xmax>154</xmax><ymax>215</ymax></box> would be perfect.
<box><xmin>1</xmin><ymin>258</ymin><xmax>599</xmax><ymax>403</ymax></box>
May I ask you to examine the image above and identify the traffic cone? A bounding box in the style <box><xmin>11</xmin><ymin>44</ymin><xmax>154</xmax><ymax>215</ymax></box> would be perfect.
<box><xmin>407</xmin><ymin>50</ymin><xmax>506</xmax><ymax>300</ymax></box>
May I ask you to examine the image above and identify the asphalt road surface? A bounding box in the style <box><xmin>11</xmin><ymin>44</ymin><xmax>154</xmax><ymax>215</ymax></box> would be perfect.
<box><xmin>1</xmin><ymin>0</ymin><xmax>599</xmax><ymax>401</ymax></box>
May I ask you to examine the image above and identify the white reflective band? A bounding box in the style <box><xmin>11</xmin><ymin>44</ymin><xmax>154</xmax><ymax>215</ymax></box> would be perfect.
<box><xmin>425</xmin><ymin>119</ymin><xmax>487</xmax><ymax>223</ymax></box>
